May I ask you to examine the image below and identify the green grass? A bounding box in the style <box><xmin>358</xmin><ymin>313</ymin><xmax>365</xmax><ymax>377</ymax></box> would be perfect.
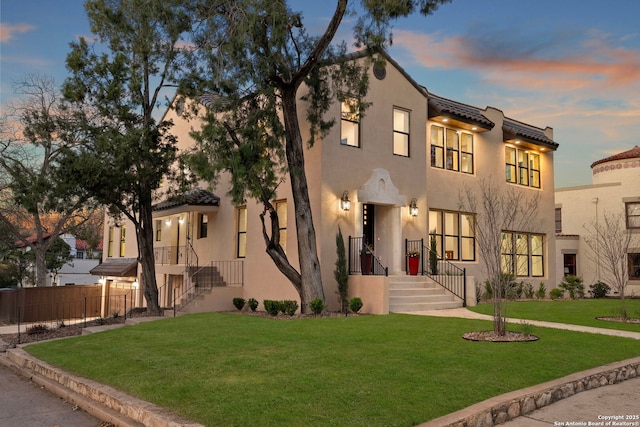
<box><xmin>25</xmin><ymin>313</ymin><xmax>640</xmax><ymax>427</ymax></box>
<box><xmin>469</xmin><ymin>299</ymin><xmax>640</xmax><ymax>332</ymax></box>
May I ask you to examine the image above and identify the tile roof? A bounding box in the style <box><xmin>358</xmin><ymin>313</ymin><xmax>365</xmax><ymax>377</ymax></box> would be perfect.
<box><xmin>428</xmin><ymin>95</ymin><xmax>495</xmax><ymax>129</ymax></box>
<box><xmin>153</xmin><ymin>188</ymin><xmax>220</xmax><ymax>212</ymax></box>
<box><xmin>503</xmin><ymin>120</ymin><xmax>558</xmax><ymax>150</ymax></box>
<box><xmin>591</xmin><ymin>145</ymin><xmax>640</xmax><ymax>168</ymax></box>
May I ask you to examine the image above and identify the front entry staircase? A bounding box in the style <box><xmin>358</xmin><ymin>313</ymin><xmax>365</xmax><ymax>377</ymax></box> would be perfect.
<box><xmin>389</xmin><ymin>276</ymin><xmax>463</xmax><ymax>313</ymax></box>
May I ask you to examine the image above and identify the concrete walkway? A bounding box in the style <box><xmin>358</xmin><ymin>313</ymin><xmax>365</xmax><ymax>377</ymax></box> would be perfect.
<box><xmin>1</xmin><ymin>309</ymin><xmax>639</xmax><ymax>427</ymax></box>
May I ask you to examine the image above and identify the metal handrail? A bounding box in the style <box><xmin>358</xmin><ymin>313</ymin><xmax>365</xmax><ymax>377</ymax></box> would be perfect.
<box><xmin>348</xmin><ymin>236</ymin><xmax>388</xmax><ymax>276</ymax></box>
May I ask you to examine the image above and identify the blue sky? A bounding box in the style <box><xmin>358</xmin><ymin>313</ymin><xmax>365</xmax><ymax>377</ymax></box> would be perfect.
<box><xmin>2</xmin><ymin>0</ymin><xmax>639</xmax><ymax>188</ymax></box>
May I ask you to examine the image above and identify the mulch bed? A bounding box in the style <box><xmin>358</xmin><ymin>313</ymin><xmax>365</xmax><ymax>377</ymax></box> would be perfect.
<box><xmin>462</xmin><ymin>331</ymin><xmax>539</xmax><ymax>342</ymax></box>
<box><xmin>596</xmin><ymin>317</ymin><xmax>640</xmax><ymax>324</ymax></box>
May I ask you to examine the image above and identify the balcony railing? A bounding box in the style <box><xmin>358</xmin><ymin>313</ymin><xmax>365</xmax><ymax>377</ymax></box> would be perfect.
<box><xmin>154</xmin><ymin>245</ymin><xmax>187</xmax><ymax>265</ymax></box>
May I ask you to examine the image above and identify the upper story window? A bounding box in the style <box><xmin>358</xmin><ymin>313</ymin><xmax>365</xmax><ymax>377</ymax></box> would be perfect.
<box><xmin>431</xmin><ymin>125</ymin><xmax>473</xmax><ymax>173</ymax></box>
<box><xmin>340</xmin><ymin>99</ymin><xmax>360</xmax><ymax>147</ymax></box>
<box><xmin>107</xmin><ymin>226</ymin><xmax>114</xmax><ymax>257</ymax></box>
<box><xmin>237</xmin><ymin>207</ymin><xmax>247</xmax><ymax>258</ymax></box>
<box><xmin>198</xmin><ymin>214</ymin><xmax>208</xmax><ymax>239</ymax></box>
<box><xmin>626</xmin><ymin>202</ymin><xmax>640</xmax><ymax>229</ymax></box>
<box><xmin>555</xmin><ymin>208</ymin><xmax>562</xmax><ymax>233</ymax></box>
<box><xmin>429</xmin><ymin>209</ymin><xmax>475</xmax><ymax>261</ymax></box>
<box><xmin>275</xmin><ymin>200</ymin><xmax>287</xmax><ymax>252</ymax></box>
<box><xmin>501</xmin><ymin>231</ymin><xmax>544</xmax><ymax>277</ymax></box>
<box><xmin>506</xmin><ymin>146</ymin><xmax>541</xmax><ymax>188</ymax></box>
<box><xmin>393</xmin><ymin>108</ymin><xmax>410</xmax><ymax>157</ymax></box>
<box><xmin>119</xmin><ymin>226</ymin><xmax>126</xmax><ymax>257</ymax></box>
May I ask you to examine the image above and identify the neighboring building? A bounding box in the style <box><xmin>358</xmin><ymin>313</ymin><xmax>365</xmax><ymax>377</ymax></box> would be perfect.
<box><xmin>555</xmin><ymin>146</ymin><xmax>640</xmax><ymax>297</ymax></box>
<box><xmin>96</xmin><ymin>52</ymin><xmax>559</xmax><ymax>313</ymax></box>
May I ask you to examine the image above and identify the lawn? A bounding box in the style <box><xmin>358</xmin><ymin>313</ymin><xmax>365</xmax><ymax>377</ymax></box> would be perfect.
<box><xmin>469</xmin><ymin>299</ymin><xmax>640</xmax><ymax>332</ymax></box>
<box><xmin>25</xmin><ymin>313</ymin><xmax>640</xmax><ymax>427</ymax></box>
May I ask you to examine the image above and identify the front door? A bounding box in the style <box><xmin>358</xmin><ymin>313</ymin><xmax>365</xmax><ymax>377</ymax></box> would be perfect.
<box><xmin>363</xmin><ymin>203</ymin><xmax>375</xmax><ymax>250</ymax></box>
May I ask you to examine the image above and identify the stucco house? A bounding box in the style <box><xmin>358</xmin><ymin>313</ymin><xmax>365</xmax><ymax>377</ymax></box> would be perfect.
<box><xmin>94</xmin><ymin>52</ymin><xmax>559</xmax><ymax>314</ymax></box>
<box><xmin>555</xmin><ymin>146</ymin><xmax>640</xmax><ymax>297</ymax></box>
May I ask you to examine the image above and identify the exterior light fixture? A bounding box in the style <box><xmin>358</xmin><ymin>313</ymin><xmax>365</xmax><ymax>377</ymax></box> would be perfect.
<box><xmin>442</xmin><ymin>118</ymin><xmax>449</xmax><ymax>122</ymax></box>
<box><xmin>340</xmin><ymin>190</ymin><xmax>351</xmax><ymax>211</ymax></box>
<box><xmin>472</xmin><ymin>126</ymin><xmax>478</xmax><ymax>131</ymax></box>
<box><xmin>409</xmin><ymin>198</ymin><xmax>419</xmax><ymax>217</ymax></box>
<box><xmin>132</xmin><ymin>281</ymin><xmax>139</xmax><ymax>289</ymax></box>
<box><xmin>165</xmin><ymin>218</ymin><xmax>171</xmax><ymax>226</ymax></box>
<box><xmin>178</xmin><ymin>217</ymin><xmax>184</xmax><ymax>225</ymax></box>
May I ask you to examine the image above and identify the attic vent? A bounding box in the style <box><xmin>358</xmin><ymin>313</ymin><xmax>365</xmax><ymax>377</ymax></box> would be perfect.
<box><xmin>373</xmin><ymin>63</ymin><xmax>386</xmax><ymax>80</ymax></box>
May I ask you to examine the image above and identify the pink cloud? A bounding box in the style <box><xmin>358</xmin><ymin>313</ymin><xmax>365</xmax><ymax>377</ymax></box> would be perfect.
<box><xmin>0</xmin><ymin>23</ymin><xmax>36</xmax><ymax>43</ymax></box>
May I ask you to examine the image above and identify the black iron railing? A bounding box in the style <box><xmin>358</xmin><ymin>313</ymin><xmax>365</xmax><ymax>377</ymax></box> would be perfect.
<box><xmin>406</xmin><ymin>238</ymin><xmax>467</xmax><ymax>306</ymax></box>
<box><xmin>348</xmin><ymin>236</ymin><xmax>388</xmax><ymax>276</ymax></box>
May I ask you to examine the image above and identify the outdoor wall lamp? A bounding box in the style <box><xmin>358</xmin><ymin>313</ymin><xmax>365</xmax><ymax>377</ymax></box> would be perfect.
<box><xmin>409</xmin><ymin>198</ymin><xmax>419</xmax><ymax>217</ymax></box>
<box><xmin>178</xmin><ymin>217</ymin><xmax>184</xmax><ymax>225</ymax></box>
<box><xmin>340</xmin><ymin>190</ymin><xmax>351</xmax><ymax>211</ymax></box>
<box><xmin>165</xmin><ymin>218</ymin><xmax>172</xmax><ymax>226</ymax></box>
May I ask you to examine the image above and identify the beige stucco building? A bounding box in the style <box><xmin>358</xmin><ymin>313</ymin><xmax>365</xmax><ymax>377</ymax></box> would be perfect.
<box><xmin>95</xmin><ymin>52</ymin><xmax>559</xmax><ymax>314</ymax></box>
<box><xmin>555</xmin><ymin>146</ymin><xmax>640</xmax><ymax>297</ymax></box>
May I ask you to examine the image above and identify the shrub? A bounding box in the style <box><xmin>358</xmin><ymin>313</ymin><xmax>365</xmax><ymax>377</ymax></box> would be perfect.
<box><xmin>349</xmin><ymin>297</ymin><xmax>363</xmax><ymax>314</ymax></box>
<box><xmin>26</xmin><ymin>324</ymin><xmax>49</xmax><ymax>335</ymax></box>
<box><xmin>483</xmin><ymin>280</ymin><xmax>493</xmax><ymax>300</ymax></box>
<box><xmin>523</xmin><ymin>283</ymin><xmax>535</xmax><ymax>299</ymax></box>
<box><xmin>281</xmin><ymin>300</ymin><xmax>299</xmax><ymax>316</ymax></box>
<box><xmin>263</xmin><ymin>300</ymin><xmax>281</xmax><ymax>316</ymax></box>
<box><xmin>536</xmin><ymin>282</ymin><xmax>547</xmax><ymax>299</ymax></box>
<box><xmin>310</xmin><ymin>298</ymin><xmax>325</xmax><ymax>315</ymax></box>
<box><xmin>589</xmin><ymin>281</ymin><xmax>610</xmax><ymax>299</ymax></box>
<box><xmin>334</xmin><ymin>227</ymin><xmax>349</xmax><ymax>313</ymax></box>
<box><xmin>429</xmin><ymin>235</ymin><xmax>439</xmax><ymax>275</ymax></box>
<box><xmin>550</xmin><ymin>288</ymin><xmax>564</xmax><ymax>300</ymax></box>
<box><xmin>233</xmin><ymin>297</ymin><xmax>246</xmax><ymax>311</ymax></box>
<box><xmin>559</xmin><ymin>275</ymin><xmax>584</xmax><ymax>299</ymax></box>
<box><xmin>247</xmin><ymin>298</ymin><xmax>259</xmax><ymax>311</ymax></box>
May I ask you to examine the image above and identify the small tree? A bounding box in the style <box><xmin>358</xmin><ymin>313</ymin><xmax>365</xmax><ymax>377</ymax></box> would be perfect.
<box><xmin>459</xmin><ymin>178</ymin><xmax>540</xmax><ymax>336</ymax></box>
<box><xmin>335</xmin><ymin>227</ymin><xmax>349</xmax><ymax>313</ymax></box>
<box><xmin>45</xmin><ymin>238</ymin><xmax>73</xmax><ymax>286</ymax></box>
<box><xmin>584</xmin><ymin>211</ymin><xmax>637</xmax><ymax>318</ymax></box>
<box><xmin>429</xmin><ymin>234</ymin><xmax>438</xmax><ymax>275</ymax></box>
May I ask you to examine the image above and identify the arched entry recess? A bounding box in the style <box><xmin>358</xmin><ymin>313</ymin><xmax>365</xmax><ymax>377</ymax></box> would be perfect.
<box><xmin>354</xmin><ymin>168</ymin><xmax>407</xmax><ymax>275</ymax></box>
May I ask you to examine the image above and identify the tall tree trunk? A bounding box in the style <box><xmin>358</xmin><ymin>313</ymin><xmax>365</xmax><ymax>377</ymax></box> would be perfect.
<box><xmin>137</xmin><ymin>192</ymin><xmax>161</xmax><ymax>315</ymax></box>
<box><xmin>281</xmin><ymin>86</ymin><xmax>325</xmax><ymax>313</ymax></box>
<box><xmin>34</xmin><ymin>246</ymin><xmax>48</xmax><ymax>287</ymax></box>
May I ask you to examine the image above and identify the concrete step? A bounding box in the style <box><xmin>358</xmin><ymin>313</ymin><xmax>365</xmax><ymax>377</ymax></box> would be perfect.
<box><xmin>390</xmin><ymin>300</ymin><xmax>463</xmax><ymax>312</ymax></box>
<box><xmin>389</xmin><ymin>294</ymin><xmax>455</xmax><ymax>304</ymax></box>
<box><xmin>389</xmin><ymin>288</ymin><xmax>445</xmax><ymax>297</ymax></box>
<box><xmin>389</xmin><ymin>281</ymin><xmax>437</xmax><ymax>290</ymax></box>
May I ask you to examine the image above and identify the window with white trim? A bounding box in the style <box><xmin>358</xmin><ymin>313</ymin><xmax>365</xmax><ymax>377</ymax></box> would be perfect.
<box><xmin>626</xmin><ymin>202</ymin><xmax>640</xmax><ymax>229</ymax></box>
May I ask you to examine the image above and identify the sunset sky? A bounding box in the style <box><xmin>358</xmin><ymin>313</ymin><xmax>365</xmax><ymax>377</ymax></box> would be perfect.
<box><xmin>2</xmin><ymin>0</ymin><xmax>639</xmax><ymax>188</ymax></box>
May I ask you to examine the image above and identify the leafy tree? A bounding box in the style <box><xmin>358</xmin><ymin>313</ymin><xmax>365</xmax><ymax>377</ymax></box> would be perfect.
<box><xmin>181</xmin><ymin>0</ymin><xmax>451</xmax><ymax>312</ymax></box>
<box><xmin>584</xmin><ymin>211</ymin><xmax>637</xmax><ymax>318</ymax></box>
<box><xmin>0</xmin><ymin>75</ymin><xmax>96</xmax><ymax>287</ymax></box>
<box><xmin>45</xmin><ymin>237</ymin><xmax>73</xmax><ymax>286</ymax></box>
<box><xmin>459</xmin><ymin>179</ymin><xmax>540</xmax><ymax>336</ymax></box>
<box><xmin>59</xmin><ymin>0</ymin><xmax>192</xmax><ymax>314</ymax></box>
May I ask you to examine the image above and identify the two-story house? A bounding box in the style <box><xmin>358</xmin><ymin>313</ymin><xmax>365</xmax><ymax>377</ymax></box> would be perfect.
<box><xmin>94</xmin><ymin>51</ymin><xmax>559</xmax><ymax>314</ymax></box>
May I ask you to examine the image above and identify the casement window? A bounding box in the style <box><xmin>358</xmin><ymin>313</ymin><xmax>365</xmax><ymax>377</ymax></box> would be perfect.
<box><xmin>340</xmin><ymin>98</ymin><xmax>360</xmax><ymax>147</ymax></box>
<box><xmin>555</xmin><ymin>208</ymin><xmax>562</xmax><ymax>233</ymax></box>
<box><xmin>393</xmin><ymin>108</ymin><xmax>410</xmax><ymax>156</ymax></box>
<box><xmin>428</xmin><ymin>209</ymin><xmax>475</xmax><ymax>261</ymax></box>
<box><xmin>237</xmin><ymin>206</ymin><xmax>247</xmax><ymax>258</ymax></box>
<box><xmin>119</xmin><ymin>226</ymin><xmax>126</xmax><ymax>257</ymax></box>
<box><xmin>505</xmin><ymin>146</ymin><xmax>541</xmax><ymax>188</ymax></box>
<box><xmin>501</xmin><ymin>232</ymin><xmax>544</xmax><ymax>277</ymax></box>
<box><xmin>155</xmin><ymin>220</ymin><xmax>162</xmax><ymax>241</ymax></box>
<box><xmin>626</xmin><ymin>202</ymin><xmax>640</xmax><ymax>229</ymax></box>
<box><xmin>629</xmin><ymin>253</ymin><xmax>640</xmax><ymax>279</ymax></box>
<box><xmin>431</xmin><ymin>125</ymin><xmax>473</xmax><ymax>173</ymax></box>
<box><xmin>107</xmin><ymin>226</ymin><xmax>114</xmax><ymax>257</ymax></box>
<box><xmin>275</xmin><ymin>200</ymin><xmax>287</xmax><ymax>252</ymax></box>
<box><xmin>198</xmin><ymin>214</ymin><xmax>208</xmax><ymax>239</ymax></box>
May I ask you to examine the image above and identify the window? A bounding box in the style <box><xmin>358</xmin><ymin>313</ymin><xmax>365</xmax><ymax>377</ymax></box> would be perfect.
<box><xmin>393</xmin><ymin>108</ymin><xmax>410</xmax><ymax>156</ymax></box>
<box><xmin>199</xmin><ymin>214</ymin><xmax>208</xmax><ymax>239</ymax></box>
<box><xmin>340</xmin><ymin>98</ymin><xmax>359</xmax><ymax>147</ymax></box>
<box><xmin>429</xmin><ymin>209</ymin><xmax>475</xmax><ymax>261</ymax></box>
<box><xmin>107</xmin><ymin>226</ymin><xmax>114</xmax><ymax>257</ymax></box>
<box><xmin>119</xmin><ymin>226</ymin><xmax>126</xmax><ymax>257</ymax></box>
<box><xmin>505</xmin><ymin>146</ymin><xmax>541</xmax><ymax>188</ymax></box>
<box><xmin>275</xmin><ymin>200</ymin><xmax>287</xmax><ymax>252</ymax></box>
<box><xmin>555</xmin><ymin>208</ymin><xmax>562</xmax><ymax>233</ymax></box>
<box><xmin>629</xmin><ymin>253</ymin><xmax>640</xmax><ymax>279</ymax></box>
<box><xmin>501</xmin><ymin>232</ymin><xmax>544</xmax><ymax>277</ymax></box>
<box><xmin>431</xmin><ymin>125</ymin><xmax>473</xmax><ymax>173</ymax></box>
<box><xmin>237</xmin><ymin>207</ymin><xmax>247</xmax><ymax>258</ymax></box>
<box><xmin>626</xmin><ymin>202</ymin><xmax>640</xmax><ymax>229</ymax></box>
<box><xmin>155</xmin><ymin>220</ymin><xmax>162</xmax><ymax>241</ymax></box>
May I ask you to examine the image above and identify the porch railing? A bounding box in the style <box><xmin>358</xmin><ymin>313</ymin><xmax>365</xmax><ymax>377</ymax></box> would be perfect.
<box><xmin>406</xmin><ymin>238</ymin><xmax>467</xmax><ymax>306</ymax></box>
<box><xmin>154</xmin><ymin>245</ymin><xmax>187</xmax><ymax>265</ymax></box>
<box><xmin>348</xmin><ymin>236</ymin><xmax>388</xmax><ymax>276</ymax></box>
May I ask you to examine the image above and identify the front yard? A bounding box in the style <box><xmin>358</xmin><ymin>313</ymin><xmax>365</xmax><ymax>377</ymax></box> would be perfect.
<box><xmin>24</xmin><ymin>311</ymin><xmax>640</xmax><ymax>427</ymax></box>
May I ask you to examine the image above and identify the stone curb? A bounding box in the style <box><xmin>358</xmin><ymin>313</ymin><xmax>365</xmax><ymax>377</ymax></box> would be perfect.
<box><xmin>418</xmin><ymin>356</ymin><xmax>640</xmax><ymax>427</ymax></box>
<box><xmin>0</xmin><ymin>347</ymin><xmax>205</xmax><ymax>427</ymax></box>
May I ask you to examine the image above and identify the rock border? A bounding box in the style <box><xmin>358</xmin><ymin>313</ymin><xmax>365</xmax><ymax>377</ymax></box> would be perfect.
<box><xmin>418</xmin><ymin>356</ymin><xmax>640</xmax><ymax>427</ymax></box>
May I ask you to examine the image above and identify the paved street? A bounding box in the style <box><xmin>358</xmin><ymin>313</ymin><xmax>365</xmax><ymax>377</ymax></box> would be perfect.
<box><xmin>0</xmin><ymin>363</ymin><xmax>104</xmax><ymax>427</ymax></box>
